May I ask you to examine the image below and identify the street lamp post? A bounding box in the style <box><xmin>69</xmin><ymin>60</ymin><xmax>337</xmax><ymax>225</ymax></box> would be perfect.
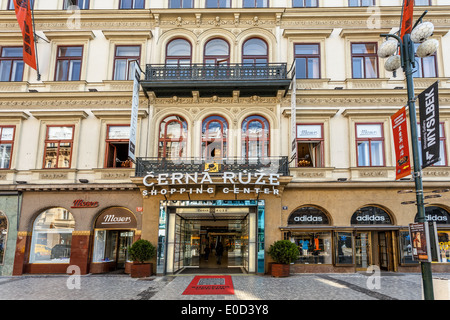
<box><xmin>379</xmin><ymin>13</ymin><xmax>438</xmax><ymax>300</ymax></box>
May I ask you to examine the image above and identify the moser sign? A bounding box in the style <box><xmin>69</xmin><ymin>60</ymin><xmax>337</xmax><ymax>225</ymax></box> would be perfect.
<box><xmin>142</xmin><ymin>171</ymin><xmax>280</xmax><ymax>196</ymax></box>
<box><xmin>95</xmin><ymin>208</ymin><xmax>137</xmax><ymax>229</ymax></box>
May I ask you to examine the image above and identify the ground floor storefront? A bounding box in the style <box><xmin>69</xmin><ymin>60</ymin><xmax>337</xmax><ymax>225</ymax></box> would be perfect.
<box><xmin>11</xmin><ymin>180</ymin><xmax>450</xmax><ymax>276</ymax></box>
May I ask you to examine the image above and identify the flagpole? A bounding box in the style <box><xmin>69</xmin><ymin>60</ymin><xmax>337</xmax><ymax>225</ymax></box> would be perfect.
<box><xmin>30</xmin><ymin>0</ymin><xmax>41</xmax><ymax>81</ymax></box>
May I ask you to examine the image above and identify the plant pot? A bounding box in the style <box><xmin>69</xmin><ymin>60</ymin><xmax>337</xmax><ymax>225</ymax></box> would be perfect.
<box><xmin>130</xmin><ymin>262</ymin><xmax>152</xmax><ymax>278</ymax></box>
<box><xmin>271</xmin><ymin>263</ymin><xmax>290</xmax><ymax>277</ymax></box>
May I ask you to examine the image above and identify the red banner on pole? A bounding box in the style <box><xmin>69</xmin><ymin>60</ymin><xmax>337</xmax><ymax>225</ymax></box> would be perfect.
<box><xmin>400</xmin><ymin>0</ymin><xmax>414</xmax><ymax>40</ymax></box>
<box><xmin>391</xmin><ymin>106</ymin><xmax>411</xmax><ymax>180</ymax></box>
<box><xmin>14</xmin><ymin>0</ymin><xmax>37</xmax><ymax>70</ymax></box>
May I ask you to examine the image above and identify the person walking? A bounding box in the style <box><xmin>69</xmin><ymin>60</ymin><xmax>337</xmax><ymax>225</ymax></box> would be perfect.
<box><xmin>215</xmin><ymin>241</ymin><xmax>224</xmax><ymax>265</ymax></box>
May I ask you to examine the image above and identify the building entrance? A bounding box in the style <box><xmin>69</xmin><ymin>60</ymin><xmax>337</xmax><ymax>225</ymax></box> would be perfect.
<box><xmin>157</xmin><ymin>200</ymin><xmax>265</xmax><ymax>275</ymax></box>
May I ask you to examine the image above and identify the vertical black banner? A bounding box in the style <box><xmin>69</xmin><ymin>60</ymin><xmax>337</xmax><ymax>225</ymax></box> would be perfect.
<box><xmin>419</xmin><ymin>81</ymin><xmax>440</xmax><ymax>168</ymax></box>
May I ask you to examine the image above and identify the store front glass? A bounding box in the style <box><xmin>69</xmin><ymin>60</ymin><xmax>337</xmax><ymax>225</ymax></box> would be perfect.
<box><xmin>158</xmin><ymin>200</ymin><xmax>263</xmax><ymax>275</ymax></box>
<box><xmin>0</xmin><ymin>212</ymin><xmax>7</xmax><ymax>265</ymax></box>
<box><xmin>91</xmin><ymin>207</ymin><xmax>137</xmax><ymax>272</ymax></box>
<box><xmin>29</xmin><ymin>208</ymin><xmax>75</xmax><ymax>264</ymax></box>
<box><xmin>287</xmin><ymin>206</ymin><xmax>333</xmax><ymax>265</ymax></box>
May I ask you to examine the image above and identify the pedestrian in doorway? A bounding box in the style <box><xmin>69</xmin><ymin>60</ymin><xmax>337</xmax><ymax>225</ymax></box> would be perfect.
<box><xmin>204</xmin><ymin>244</ymin><xmax>210</xmax><ymax>261</ymax></box>
<box><xmin>215</xmin><ymin>242</ymin><xmax>224</xmax><ymax>265</ymax></box>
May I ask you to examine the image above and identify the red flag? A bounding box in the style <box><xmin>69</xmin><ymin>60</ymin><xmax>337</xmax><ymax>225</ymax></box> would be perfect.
<box><xmin>400</xmin><ymin>0</ymin><xmax>414</xmax><ymax>40</ymax></box>
<box><xmin>13</xmin><ymin>0</ymin><xmax>37</xmax><ymax>70</ymax></box>
<box><xmin>391</xmin><ymin>107</ymin><xmax>411</xmax><ymax>180</ymax></box>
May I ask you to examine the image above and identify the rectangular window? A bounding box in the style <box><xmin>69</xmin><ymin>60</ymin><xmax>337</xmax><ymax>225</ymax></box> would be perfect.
<box><xmin>105</xmin><ymin>125</ymin><xmax>131</xmax><ymax>168</ymax></box>
<box><xmin>335</xmin><ymin>232</ymin><xmax>354</xmax><ymax>265</ymax></box>
<box><xmin>43</xmin><ymin>126</ymin><xmax>74</xmax><ymax>169</ymax></box>
<box><xmin>438</xmin><ymin>231</ymin><xmax>450</xmax><ymax>263</ymax></box>
<box><xmin>243</xmin><ymin>0</ymin><xmax>268</xmax><ymax>7</ymax></box>
<box><xmin>0</xmin><ymin>126</ymin><xmax>15</xmax><ymax>169</ymax></box>
<box><xmin>119</xmin><ymin>0</ymin><xmax>145</xmax><ymax>9</ymax></box>
<box><xmin>356</xmin><ymin>123</ymin><xmax>385</xmax><ymax>167</ymax></box>
<box><xmin>169</xmin><ymin>0</ymin><xmax>194</xmax><ymax>8</ymax></box>
<box><xmin>63</xmin><ymin>0</ymin><xmax>89</xmax><ymax>9</ymax></box>
<box><xmin>399</xmin><ymin>231</ymin><xmax>419</xmax><ymax>265</ymax></box>
<box><xmin>413</xmin><ymin>43</ymin><xmax>437</xmax><ymax>78</ymax></box>
<box><xmin>348</xmin><ymin>0</ymin><xmax>375</xmax><ymax>6</ymax></box>
<box><xmin>352</xmin><ymin>43</ymin><xmax>378</xmax><ymax>79</ymax></box>
<box><xmin>417</xmin><ymin>123</ymin><xmax>447</xmax><ymax>166</ymax></box>
<box><xmin>296</xmin><ymin>124</ymin><xmax>324</xmax><ymax>167</ymax></box>
<box><xmin>0</xmin><ymin>47</ymin><xmax>24</xmax><ymax>82</ymax></box>
<box><xmin>206</xmin><ymin>0</ymin><xmax>231</xmax><ymax>8</ymax></box>
<box><xmin>292</xmin><ymin>0</ymin><xmax>318</xmax><ymax>7</ymax></box>
<box><xmin>294</xmin><ymin>44</ymin><xmax>320</xmax><ymax>79</ymax></box>
<box><xmin>113</xmin><ymin>46</ymin><xmax>141</xmax><ymax>81</ymax></box>
<box><xmin>8</xmin><ymin>0</ymin><xmax>34</xmax><ymax>9</ymax></box>
<box><xmin>415</xmin><ymin>0</ymin><xmax>431</xmax><ymax>5</ymax></box>
<box><xmin>292</xmin><ymin>232</ymin><xmax>332</xmax><ymax>264</ymax></box>
<box><xmin>55</xmin><ymin>46</ymin><xmax>83</xmax><ymax>81</ymax></box>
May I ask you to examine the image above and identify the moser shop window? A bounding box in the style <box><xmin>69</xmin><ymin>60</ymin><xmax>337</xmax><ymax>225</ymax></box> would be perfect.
<box><xmin>288</xmin><ymin>206</ymin><xmax>332</xmax><ymax>265</ymax></box>
<box><xmin>55</xmin><ymin>46</ymin><xmax>82</xmax><ymax>81</ymax></box>
<box><xmin>158</xmin><ymin>115</ymin><xmax>188</xmax><ymax>159</ymax></box>
<box><xmin>105</xmin><ymin>125</ymin><xmax>131</xmax><ymax>168</ymax></box>
<box><xmin>43</xmin><ymin>126</ymin><xmax>74</xmax><ymax>169</ymax></box>
<box><xmin>296</xmin><ymin>124</ymin><xmax>323</xmax><ymax>167</ymax></box>
<box><xmin>0</xmin><ymin>126</ymin><xmax>15</xmax><ymax>169</ymax></box>
<box><xmin>0</xmin><ymin>47</ymin><xmax>24</xmax><ymax>82</ymax></box>
<box><xmin>0</xmin><ymin>212</ymin><xmax>7</xmax><ymax>265</ymax></box>
<box><xmin>29</xmin><ymin>208</ymin><xmax>75</xmax><ymax>264</ymax></box>
<box><xmin>113</xmin><ymin>45</ymin><xmax>140</xmax><ymax>81</ymax></box>
<box><xmin>351</xmin><ymin>43</ymin><xmax>378</xmax><ymax>79</ymax></box>
<box><xmin>294</xmin><ymin>44</ymin><xmax>320</xmax><ymax>79</ymax></box>
<box><xmin>356</xmin><ymin>123</ymin><xmax>385</xmax><ymax>167</ymax></box>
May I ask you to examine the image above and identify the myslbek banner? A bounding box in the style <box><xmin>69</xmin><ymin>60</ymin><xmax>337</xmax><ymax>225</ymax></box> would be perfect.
<box><xmin>418</xmin><ymin>81</ymin><xmax>440</xmax><ymax>168</ymax></box>
<box><xmin>14</xmin><ymin>0</ymin><xmax>37</xmax><ymax>70</ymax></box>
<box><xmin>391</xmin><ymin>106</ymin><xmax>411</xmax><ymax>180</ymax></box>
<box><xmin>128</xmin><ymin>61</ymin><xmax>140</xmax><ymax>162</ymax></box>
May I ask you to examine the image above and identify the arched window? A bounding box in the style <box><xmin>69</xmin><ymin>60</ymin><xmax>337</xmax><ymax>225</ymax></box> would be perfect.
<box><xmin>242</xmin><ymin>38</ymin><xmax>268</xmax><ymax>65</ymax></box>
<box><xmin>202</xmin><ymin>115</ymin><xmax>228</xmax><ymax>159</ymax></box>
<box><xmin>0</xmin><ymin>212</ymin><xmax>7</xmax><ymax>265</ymax></box>
<box><xmin>166</xmin><ymin>38</ymin><xmax>191</xmax><ymax>66</ymax></box>
<box><xmin>351</xmin><ymin>206</ymin><xmax>392</xmax><ymax>225</ymax></box>
<box><xmin>204</xmin><ymin>38</ymin><xmax>230</xmax><ymax>65</ymax></box>
<box><xmin>158</xmin><ymin>115</ymin><xmax>188</xmax><ymax>159</ymax></box>
<box><xmin>29</xmin><ymin>208</ymin><xmax>75</xmax><ymax>263</ymax></box>
<box><xmin>242</xmin><ymin>115</ymin><xmax>270</xmax><ymax>158</ymax></box>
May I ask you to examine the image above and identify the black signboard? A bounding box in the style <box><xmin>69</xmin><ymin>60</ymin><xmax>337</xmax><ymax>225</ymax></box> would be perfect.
<box><xmin>288</xmin><ymin>206</ymin><xmax>329</xmax><ymax>225</ymax></box>
<box><xmin>419</xmin><ymin>81</ymin><xmax>440</xmax><ymax>168</ymax></box>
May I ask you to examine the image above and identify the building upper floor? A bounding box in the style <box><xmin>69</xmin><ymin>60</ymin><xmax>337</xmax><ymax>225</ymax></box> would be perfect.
<box><xmin>2</xmin><ymin>0</ymin><xmax>450</xmax><ymax>10</ymax></box>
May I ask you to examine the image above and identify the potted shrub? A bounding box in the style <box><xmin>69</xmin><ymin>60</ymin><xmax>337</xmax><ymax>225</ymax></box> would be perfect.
<box><xmin>267</xmin><ymin>240</ymin><xmax>299</xmax><ymax>277</ymax></box>
<box><xmin>128</xmin><ymin>239</ymin><xmax>156</xmax><ymax>278</ymax></box>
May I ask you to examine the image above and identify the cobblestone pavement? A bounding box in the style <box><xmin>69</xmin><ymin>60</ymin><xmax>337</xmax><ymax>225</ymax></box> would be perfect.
<box><xmin>0</xmin><ymin>272</ymin><xmax>449</xmax><ymax>301</ymax></box>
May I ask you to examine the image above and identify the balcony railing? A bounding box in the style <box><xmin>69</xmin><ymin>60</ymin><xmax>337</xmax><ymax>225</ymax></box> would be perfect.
<box><xmin>145</xmin><ymin>63</ymin><xmax>288</xmax><ymax>81</ymax></box>
<box><xmin>141</xmin><ymin>63</ymin><xmax>292</xmax><ymax>98</ymax></box>
<box><xmin>135</xmin><ymin>157</ymin><xmax>290</xmax><ymax>177</ymax></box>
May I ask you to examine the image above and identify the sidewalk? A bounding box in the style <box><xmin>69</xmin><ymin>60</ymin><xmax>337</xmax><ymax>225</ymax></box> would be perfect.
<box><xmin>0</xmin><ymin>272</ymin><xmax>448</xmax><ymax>301</ymax></box>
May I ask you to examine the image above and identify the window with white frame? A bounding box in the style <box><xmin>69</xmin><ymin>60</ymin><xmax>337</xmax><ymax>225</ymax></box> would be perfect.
<box><xmin>0</xmin><ymin>126</ymin><xmax>15</xmax><ymax>169</ymax></box>
<box><xmin>296</xmin><ymin>124</ymin><xmax>324</xmax><ymax>167</ymax></box>
<box><xmin>356</xmin><ymin>123</ymin><xmax>385</xmax><ymax>167</ymax></box>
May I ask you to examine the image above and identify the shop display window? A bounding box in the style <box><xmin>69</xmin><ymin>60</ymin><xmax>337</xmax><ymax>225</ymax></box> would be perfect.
<box><xmin>438</xmin><ymin>231</ymin><xmax>450</xmax><ymax>263</ymax></box>
<box><xmin>29</xmin><ymin>208</ymin><xmax>75</xmax><ymax>264</ymax></box>
<box><xmin>335</xmin><ymin>232</ymin><xmax>354</xmax><ymax>265</ymax></box>
<box><xmin>399</xmin><ymin>231</ymin><xmax>418</xmax><ymax>265</ymax></box>
<box><xmin>92</xmin><ymin>230</ymin><xmax>134</xmax><ymax>263</ymax></box>
<box><xmin>0</xmin><ymin>212</ymin><xmax>7</xmax><ymax>265</ymax></box>
<box><xmin>291</xmin><ymin>232</ymin><xmax>332</xmax><ymax>264</ymax></box>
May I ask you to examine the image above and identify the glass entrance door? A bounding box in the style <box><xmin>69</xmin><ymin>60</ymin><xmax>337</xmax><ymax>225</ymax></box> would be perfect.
<box><xmin>378</xmin><ymin>231</ymin><xmax>390</xmax><ymax>270</ymax></box>
<box><xmin>355</xmin><ymin>232</ymin><xmax>371</xmax><ymax>269</ymax></box>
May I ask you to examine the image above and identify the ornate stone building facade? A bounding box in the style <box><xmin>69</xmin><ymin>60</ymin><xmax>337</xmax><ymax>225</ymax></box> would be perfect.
<box><xmin>0</xmin><ymin>0</ymin><xmax>449</xmax><ymax>276</ymax></box>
